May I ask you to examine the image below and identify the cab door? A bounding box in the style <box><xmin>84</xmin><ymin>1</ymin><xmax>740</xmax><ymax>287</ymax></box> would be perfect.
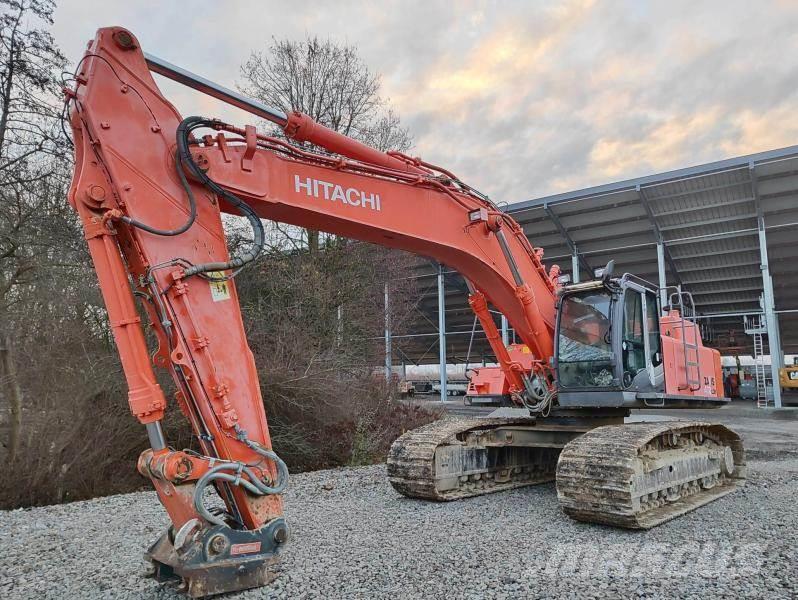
<box><xmin>621</xmin><ymin>286</ymin><xmax>664</xmax><ymax>391</ymax></box>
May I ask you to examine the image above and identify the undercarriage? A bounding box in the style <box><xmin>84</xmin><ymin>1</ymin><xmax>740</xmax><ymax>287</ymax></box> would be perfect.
<box><xmin>387</xmin><ymin>409</ymin><xmax>745</xmax><ymax>528</ymax></box>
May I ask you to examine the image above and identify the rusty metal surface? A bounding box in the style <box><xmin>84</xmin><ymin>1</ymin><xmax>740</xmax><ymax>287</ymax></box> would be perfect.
<box><xmin>387</xmin><ymin>417</ymin><xmax>589</xmax><ymax>501</ymax></box>
<box><xmin>556</xmin><ymin>421</ymin><xmax>746</xmax><ymax>529</ymax></box>
<box><xmin>145</xmin><ymin>518</ymin><xmax>287</xmax><ymax>597</ymax></box>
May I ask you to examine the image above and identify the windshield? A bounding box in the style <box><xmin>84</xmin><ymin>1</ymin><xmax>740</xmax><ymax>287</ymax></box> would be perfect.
<box><xmin>557</xmin><ymin>291</ymin><xmax>616</xmax><ymax>388</ymax></box>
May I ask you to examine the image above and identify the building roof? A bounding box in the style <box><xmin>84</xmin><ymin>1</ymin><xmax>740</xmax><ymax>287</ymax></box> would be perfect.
<box><xmin>396</xmin><ymin>145</ymin><xmax>798</xmax><ymax>363</ymax></box>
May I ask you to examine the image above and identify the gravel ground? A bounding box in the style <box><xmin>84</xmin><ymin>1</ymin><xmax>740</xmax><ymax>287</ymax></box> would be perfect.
<box><xmin>3</xmin><ymin>406</ymin><xmax>798</xmax><ymax>599</ymax></box>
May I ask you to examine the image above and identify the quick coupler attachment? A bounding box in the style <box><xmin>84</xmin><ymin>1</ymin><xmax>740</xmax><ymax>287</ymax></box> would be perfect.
<box><xmin>146</xmin><ymin>517</ymin><xmax>289</xmax><ymax>598</ymax></box>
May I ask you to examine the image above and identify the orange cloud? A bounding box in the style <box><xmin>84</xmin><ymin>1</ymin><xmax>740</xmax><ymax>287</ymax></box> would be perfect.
<box><xmin>589</xmin><ymin>108</ymin><xmax>724</xmax><ymax>178</ymax></box>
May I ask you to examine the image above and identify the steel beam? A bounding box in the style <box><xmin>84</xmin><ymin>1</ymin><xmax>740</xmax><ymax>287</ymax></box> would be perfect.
<box><xmin>667</xmin><ymin>229</ymin><xmax>758</xmax><ymax>247</ymax></box>
<box><xmin>636</xmin><ymin>185</ymin><xmax>682</xmax><ymax>286</ymax></box>
<box><xmin>652</xmin><ymin>196</ymin><xmax>754</xmax><ymax>217</ymax></box>
<box><xmin>658</xmin><ymin>213</ymin><xmax>758</xmax><ymax>232</ymax></box>
<box><xmin>681</xmin><ymin>273</ymin><xmax>761</xmax><ymax>285</ymax></box>
<box><xmin>695</xmin><ymin>297</ymin><xmax>762</xmax><ymax>307</ymax></box>
<box><xmin>645</xmin><ymin>181</ymin><xmax>752</xmax><ymax>204</ymax></box>
<box><xmin>690</xmin><ymin>285</ymin><xmax>768</xmax><ymax>296</ymax></box>
<box><xmin>670</xmin><ymin>248</ymin><xmax>760</xmax><ymax>263</ymax></box>
<box><xmin>758</xmin><ymin>221</ymin><xmax>783</xmax><ymax>408</ymax></box>
<box><xmin>508</xmin><ymin>144</ymin><xmax>798</xmax><ymax>214</ymax></box>
<box><xmin>751</xmin><ymin>163</ymin><xmax>783</xmax><ymax>407</ymax></box>
<box><xmin>437</xmin><ymin>264</ymin><xmax>448</xmax><ymax>401</ymax></box>
<box><xmin>543</xmin><ymin>204</ymin><xmax>592</xmax><ymax>275</ymax></box>
<box><xmin>657</xmin><ymin>242</ymin><xmax>668</xmax><ymax>311</ymax></box>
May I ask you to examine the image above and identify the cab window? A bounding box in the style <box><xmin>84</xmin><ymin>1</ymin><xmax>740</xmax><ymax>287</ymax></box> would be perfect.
<box><xmin>623</xmin><ymin>291</ymin><xmax>645</xmax><ymax>375</ymax></box>
<box><xmin>646</xmin><ymin>292</ymin><xmax>661</xmax><ymax>366</ymax></box>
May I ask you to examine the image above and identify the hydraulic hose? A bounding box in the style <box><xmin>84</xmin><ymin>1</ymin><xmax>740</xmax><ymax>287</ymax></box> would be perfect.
<box><xmin>175</xmin><ymin>116</ymin><xmax>265</xmax><ymax>280</ymax></box>
<box><xmin>120</xmin><ymin>116</ymin><xmax>265</xmax><ymax>282</ymax></box>
<box><xmin>193</xmin><ymin>426</ymin><xmax>289</xmax><ymax>528</ymax></box>
<box><xmin>120</xmin><ymin>150</ymin><xmax>197</xmax><ymax>236</ymax></box>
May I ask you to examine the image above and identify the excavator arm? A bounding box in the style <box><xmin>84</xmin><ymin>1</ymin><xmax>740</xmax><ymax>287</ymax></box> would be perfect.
<box><xmin>65</xmin><ymin>27</ymin><xmax>561</xmax><ymax>595</ymax></box>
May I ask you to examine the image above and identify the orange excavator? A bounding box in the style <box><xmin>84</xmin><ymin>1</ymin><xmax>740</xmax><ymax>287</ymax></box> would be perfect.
<box><xmin>64</xmin><ymin>27</ymin><xmax>745</xmax><ymax>597</ymax></box>
<box><xmin>465</xmin><ymin>344</ymin><xmax>536</xmax><ymax>405</ymax></box>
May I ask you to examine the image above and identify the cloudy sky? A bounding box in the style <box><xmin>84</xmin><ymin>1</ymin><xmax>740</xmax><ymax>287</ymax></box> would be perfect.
<box><xmin>53</xmin><ymin>0</ymin><xmax>798</xmax><ymax>204</ymax></box>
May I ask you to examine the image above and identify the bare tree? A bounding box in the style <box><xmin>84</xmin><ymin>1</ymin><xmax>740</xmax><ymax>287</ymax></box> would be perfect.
<box><xmin>0</xmin><ymin>0</ymin><xmax>69</xmax><ymax>318</ymax></box>
<box><xmin>240</xmin><ymin>36</ymin><xmax>411</xmax><ymax>253</ymax></box>
<box><xmin>0</xmin><ymin>0</ymin><xmax>66</xmax><ymax>180</ymax></box>
<box><xmin>0</xmin><ymin>0</ymin><xmax>68</xmax><ymax>464</ymax></box>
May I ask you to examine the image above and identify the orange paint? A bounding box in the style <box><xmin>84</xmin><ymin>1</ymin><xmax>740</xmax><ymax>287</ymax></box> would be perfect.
<box><xmin>66</xmin><ymin>27</ymin><xmax>559</xmax><ymax>532</ymax></box>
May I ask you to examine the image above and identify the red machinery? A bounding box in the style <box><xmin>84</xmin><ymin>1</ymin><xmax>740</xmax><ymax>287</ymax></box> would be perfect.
<box><xmin>467</xmin><ymin>306</ymin><xmax>726</xmax><ymax>406</ymax></box>
<box><xmin>64</xmin><ymin>28</ymin><xmax>745</xmax><ymax>597</ymax></box>
<box><xmin>466</xmin><ymin>344</ymin><xmax>535</xmax><ymax>405</ymax></box>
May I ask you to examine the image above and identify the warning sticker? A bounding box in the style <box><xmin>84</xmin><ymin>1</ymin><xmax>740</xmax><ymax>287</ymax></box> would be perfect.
<box><xmin>209</xmin><ymin>272</ymin><xmax>231</xmax><ymax>302</ymax></box>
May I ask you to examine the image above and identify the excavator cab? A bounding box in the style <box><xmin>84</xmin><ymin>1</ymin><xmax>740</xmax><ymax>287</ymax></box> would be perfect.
<box><xmin>554</xmin><ymin>275</ymin><xmax>721</xmax><ymax>409</ymax></box>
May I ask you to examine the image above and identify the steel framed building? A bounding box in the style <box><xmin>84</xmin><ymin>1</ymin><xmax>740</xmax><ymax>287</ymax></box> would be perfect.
<box><xmin>387</xmin><ymin>144</ymin><xmax>798</xmax><ymax>407</ymax></box>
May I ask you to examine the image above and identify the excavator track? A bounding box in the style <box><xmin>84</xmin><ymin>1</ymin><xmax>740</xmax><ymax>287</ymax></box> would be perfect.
<box><xmin>556</xmin><ymin>421</ymin><xmax>746</xmax><ymax>529</ymax></box>
<box><xmin>387</xmin><ymin>417</ymin><xmax>561</xmax><ymax>501</ymax></box>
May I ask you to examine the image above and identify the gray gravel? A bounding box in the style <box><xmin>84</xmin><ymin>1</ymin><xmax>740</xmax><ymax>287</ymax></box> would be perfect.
<box><xmin>2</xmin><ymin>455</ymin><xmax>797</xmax><ymax>599</ymax></box>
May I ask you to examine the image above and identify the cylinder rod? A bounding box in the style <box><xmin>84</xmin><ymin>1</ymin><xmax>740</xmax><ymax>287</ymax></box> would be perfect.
<box><xmin>144</xmin><ymin>53</ymin><xmax>289</xmax><ymax>126</ymax></box>
<box><xmin>146</xmin><ymin>421</ymin><xmax>166</xmax><ymax>451</ymax></box>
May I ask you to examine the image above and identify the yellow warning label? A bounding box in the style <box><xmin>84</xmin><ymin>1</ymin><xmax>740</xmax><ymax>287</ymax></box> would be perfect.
<box><xmin>209</xmin><ymin>272</ymin><xmax>231</xmax><ymax>302</ymax></box>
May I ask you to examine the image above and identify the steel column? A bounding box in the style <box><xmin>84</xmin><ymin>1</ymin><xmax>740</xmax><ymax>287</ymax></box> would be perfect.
<box><xmin>758</xmin><ymin>218</ymin><xmax>782</xmax><ymax>408</ymax></box>
<box><xmin>637</xmin><ymin>185</ymin><xmax>682</xmax><ymax>286</ymax></box>
<box><xmin>544</xmin><ymin>204</ymin><xmax>591</xmax><ymax>275</ymax></box>
<box><xmin>657</xmin><ymin>242</ymin><xmax>668</xmax><ymax>312</ymax></box>
<box><xmin>571</xmin><ymin>253</ymin><xmax>580</xmax><ymax>283</ymax></box>
<box><xmin>437</xmin><ymin>264</ymin><xmax>448</xmax><ymax>401</ymax></box>
<box><xmin>501</xmin><ymin>314</ymin><xmax>509</xmax><ymax>346</ymax></box>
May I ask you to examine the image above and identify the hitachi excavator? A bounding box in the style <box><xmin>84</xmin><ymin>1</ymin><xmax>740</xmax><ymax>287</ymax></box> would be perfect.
<box><xmin>64</xmin><ymin>27</ymin><xmax>745</xmax><ymax>597</ymax></box>
<box><xmin>464</xmin><ymin>343</ymin><xmax>534</xmax><ymax>405</ymax></box>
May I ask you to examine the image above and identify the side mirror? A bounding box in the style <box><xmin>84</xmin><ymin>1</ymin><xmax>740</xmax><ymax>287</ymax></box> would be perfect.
<box><xmin>601</xmin><ymin>260</ymin><xmax>615</xmax><ymax>284</ymax></box>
